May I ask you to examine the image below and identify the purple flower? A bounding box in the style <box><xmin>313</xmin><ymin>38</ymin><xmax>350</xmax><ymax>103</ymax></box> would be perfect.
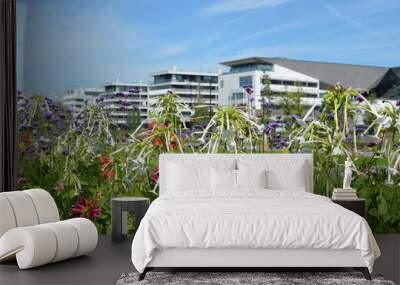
<box><xmin>18</xmin><ymin>112</ymin><xmax>28</xmax><ymax>121</ymax></box>
<box><xmin>19</xmin><ymin>124</ymin><xmax>32</xmax><ymax>131</ymax></box>
<box><xmin>281</xmin><ymin>140</ymin><xmax>289</xmax><ymax>147</ymax></box>
<box><xmin>356</xmin><ymin>125</ymin><xmax>368</xmax><ymax>132</ymax></box>
<box><xmin>366</xmin><ymin>141</ymin><xmax>378</xmax><ymax>147</ymax></box>
<box><xmin>181</xmin><ymin>129</ymin><xmax>193</xmax><ymax>139</ymax></box>
<box><xmin>17</xmin><ymin>177</ymin><xmax>28</xmax><ymax>186</ymax></box>
<box><xmin>242</xmin><ymin>85</ymin><xmax>253</xmax><ymax>94</ymax></box>
<box><xmin>264</xmin><ymin>122</ymin><xmax>278</xmax><ymax>134</ymax></box>
<box><xmin>344</xmin><ymin>135</ymin><xmax>352</xmax><ymax>143</ymax></box>
<box><xmin>268</xmin><ymin>122</ymin><xmax>278</xmax><ymax>128</ymax></box>
<box><xmin>44</xmin><ymin>111</ymin><xmax>52</xmax><ymax>120</ymax></box>
<box><xmin>263</xmin><ymin>101</ymin><xmax>272</xmax><ymax>109</ymax></box>
<box><xmin>24</xmin><ymin>145</ymin><xmax>35</xmax><ymax>154</ymax></box>
<box><xmin>396</xmin><ymin>101</ymin><xmax>400</xmax><ymax>107</ymax></box>
<box><xmin>327</xmin><ymin>113</ymin><xmax>334</xmax><ymax>121</ymax></box>
<box><xmin>355</xmin><ymin>95</ymin><xmax>364</xmax><ymax>102</ymax></box>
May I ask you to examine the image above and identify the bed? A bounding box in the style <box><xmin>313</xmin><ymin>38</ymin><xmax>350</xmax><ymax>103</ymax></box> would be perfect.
<box><xmin>131</xmin><ymin>154</ymin><xmax>380</xmax><ymax>280</ymax></box>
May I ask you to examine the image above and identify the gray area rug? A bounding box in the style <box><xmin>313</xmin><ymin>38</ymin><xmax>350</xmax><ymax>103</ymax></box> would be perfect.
<box><xmin>116</xmin><ymin>272</ymin><xmax>396</xmax><ymax>285</ymax></box>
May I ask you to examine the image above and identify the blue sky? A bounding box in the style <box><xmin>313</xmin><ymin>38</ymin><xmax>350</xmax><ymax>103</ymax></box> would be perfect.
<box><xmin>17</xmin><ymin>0</ymin><xmax>400</xmax><ymax>96</ymax></box>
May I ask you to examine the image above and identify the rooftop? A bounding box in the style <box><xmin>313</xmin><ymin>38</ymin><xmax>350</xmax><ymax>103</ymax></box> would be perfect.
<box><xmin>151</xmin><ymin>65</ymin><xmax>218</xmax><ymax>77</ymax></box>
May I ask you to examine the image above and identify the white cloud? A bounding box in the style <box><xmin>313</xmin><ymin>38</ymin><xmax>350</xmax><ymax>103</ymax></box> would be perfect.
<box><xmin>201</xmin><ymin>0</ymin><xmax>293</xmax><ymax>14</ymax></box>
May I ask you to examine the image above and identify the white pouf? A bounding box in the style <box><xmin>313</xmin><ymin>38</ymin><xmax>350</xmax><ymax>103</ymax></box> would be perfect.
<box><xmin>0</xmin><ymin>189</ymin><xmax>98</xmax><ymax>269</ymax></box>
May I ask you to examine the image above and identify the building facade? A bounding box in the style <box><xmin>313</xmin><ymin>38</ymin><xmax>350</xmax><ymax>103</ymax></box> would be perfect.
<box><xmin>148</xmin><ymin>65</ymin><xmax>219</xmax><ymax>116</ymax></box>
<box><xmin>98</xmin><ymin>80</ymin><xmax>148</xmax><ymax>126</ymax></box>
<box><xmin>219</xmin><ymin>58</ymin><xmax>320</xmax><ymax>110</ymax></box>
<box><xmin>218</xmin><ymin>57</ymin><xmax>398</xmax><ymax>110</ymax></box>
<box><xmin>63</xmin><ymin>87</ymin><xmax>104</xmax><ymax>116</ymax></box>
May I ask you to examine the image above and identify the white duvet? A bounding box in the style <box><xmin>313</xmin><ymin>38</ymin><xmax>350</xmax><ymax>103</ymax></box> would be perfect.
<box><xmin>131</xmin><ymin>190</ymin><xmax>380</xmax><ymax>273</ymax></box>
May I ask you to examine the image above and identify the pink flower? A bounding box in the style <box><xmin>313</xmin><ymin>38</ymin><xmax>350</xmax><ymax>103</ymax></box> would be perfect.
<box><xmin>17</xmin><ymin>177</ymin><xmax>28</xmax><ymax>187</ymax></box>
<box><xmin>70</xmin><ymin>197</ymin><xmax>102</xmax><ymax>220</ymax></box>
<box><xmin>151</xmin><ymin>166</ymin><xmax>159</xmax><ymax>185</ymax></box>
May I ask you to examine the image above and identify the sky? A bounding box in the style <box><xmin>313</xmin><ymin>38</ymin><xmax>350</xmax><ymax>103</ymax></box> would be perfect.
<box><xmin>16</xmin><ymin>0</ymin><xmax>400</xmax><ymax>97</ymax></box>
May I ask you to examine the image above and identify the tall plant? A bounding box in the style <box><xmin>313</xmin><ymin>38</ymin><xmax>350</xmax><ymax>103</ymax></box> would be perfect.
<box><xmin>111</xmin><ymin>92</ymin><xmax>193</xmax><ymax>196</ymax></box>
<box><xmin>199</xmin><ymin>106</ymin><xmax>262</xmax><ymax>153</ymax></box>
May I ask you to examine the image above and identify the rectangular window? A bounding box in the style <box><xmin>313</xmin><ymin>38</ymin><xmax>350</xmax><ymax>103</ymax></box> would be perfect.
<box><xmin>231</xmin><ymin>92</ymin><xmax>244</xmax><ymax>100</ymax></box>
<box><xmin>230</xmin><ymin>63</ymin><xmax>273</xmax><ymax>73</ymax></box>
<box><xmin>271</xmin><ymin>79</ymin><xmax>282</xmax><ymax>85</ymax></box>
<box><xmin>282</xmin><ymin>80</ymin><xmax>295</xmax><ymax>86</ymax></box>
<box><xmin>239</xmin><ymin>76</ymin><xmax>252</xmax><ymax>87</ymax></box>
<box><xmin>307</xmin><ymin>82</ymin><xmax>318</xmax><ymax>87</ymax></box>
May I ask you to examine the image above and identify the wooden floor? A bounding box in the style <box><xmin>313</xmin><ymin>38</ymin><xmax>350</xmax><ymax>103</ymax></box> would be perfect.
<box><xmin>0</xmin><ymin>234</ymin><xmax>398</xmax><ymax>285</ymax></box>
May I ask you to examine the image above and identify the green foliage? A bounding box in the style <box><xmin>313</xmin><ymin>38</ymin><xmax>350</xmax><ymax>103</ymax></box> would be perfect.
<box><xmin>290</xmin><ymin>84</ymin><xmax>400</xmax><ymax>233</ymax></box>
<box><xmin>280</xmin><ymin>86</ymin><xmax>304</xmax><ymax>118</ymax></box>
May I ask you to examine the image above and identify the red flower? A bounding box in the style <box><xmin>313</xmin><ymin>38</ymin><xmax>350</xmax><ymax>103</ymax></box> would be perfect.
<box><xmin>21</xmin><ymin>132</ymin><xmax>31</xmax><ymax>145</ymax></box>
<box><xmin>98</xmin><ymin>156</ymin><xmax>112</xmax><ymax>169</ymax></box>
<box><xmin>153</xmin><ymin>138</ymin><xmax>162</xmax><ymax>146</ymax></box>
<box><xmin>170</xmin><ymin>134</ymin><xmax>177</xmax><ymax>150</ymax></box>
<box><xmin>98</xmin><ymin>156</ymin><xmax>115</xmax><ymax>181</ymax></box>
<box><xmin>101</xmin><ymin>168</ymin><xmax>115</xmax><ymax>181</ymax></box>
<box><xmin>170</xmin><ymin>141</ymin><xmax>177</xmax><ymax>150</ymax></box>
<box><xmin>148</xmin><ymin>120</ymin><xmax>156</xmax><ymax>130</ymax></box>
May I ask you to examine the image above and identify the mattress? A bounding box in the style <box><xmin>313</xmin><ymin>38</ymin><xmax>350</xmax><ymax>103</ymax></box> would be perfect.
<box><xmin>131</xmin><ymin>190</ymin><xmax>380</xmax><ymax>273</ymax></box>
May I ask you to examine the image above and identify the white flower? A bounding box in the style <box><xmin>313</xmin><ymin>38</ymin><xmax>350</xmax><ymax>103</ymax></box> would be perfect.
<box><xmin>313</xmin><ymin>120</ymin><xmax>324</xmax><ymax>127</ymax></box>
<box><xmin>388</xmin><ymin>167</ymin><xmax>398</xmax><ymax>176</ymax></box>
<box><xmin>226</xmin><ymin>139</ymin><xmax>236</xmax><ymax>151</ymax></box>
<box><xmin>332</xmin><ymin>146</ymin><xmax>343</xmax><ymax>156</ymax></box>
<box><xmin>296</xmin><ymin>136</ymin><xmax>305</xmax><ymax>144</ymax></box>
<box><xmin>376</xmin><ymin>116</ymin><xmax>392</xmax><ymax>129</ymax></box>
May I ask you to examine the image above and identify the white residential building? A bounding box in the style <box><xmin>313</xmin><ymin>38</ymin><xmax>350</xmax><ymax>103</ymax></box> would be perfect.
<box><xmin>148</xmin><ymin>65</ymin><xmax>219</xmax><ymax>116</ymax></box>
<box><xmin>63</xmin><ymin>87</ymin><xmax>104</xmax><ymax>115</ymax></box>
<box><xmin>98</xmin><ymin>80</ymin><xmax>148</xmax><ymax>126</ymax></box>
<box><xmin>218</xmin><ymin>57</ymin><xmax>321</xmax><ymax>110</ymax></box>
<box><xmin>218</xmin><ymin>57</ymin><xmax>400</xmax><ymax>112</ymax></box>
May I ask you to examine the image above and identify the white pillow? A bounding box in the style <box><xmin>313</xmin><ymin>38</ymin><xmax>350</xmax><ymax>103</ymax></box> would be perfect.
<box><xmin>211</xmin><ymin>168</ymin><xmax>236</xmax><ymax>190</ymax></box>
<box><xmin>236</xmin><ymin>169</ymin><xmax>267</xmax><ymax>189</ymax></box>
<box><xmin>266</xmin><ymin>162</ymin><xmax>308</xmax><ymax>191</ymax></box>
<box><xmin>167</xmin><ymin>162</ymin><xmax>211</xmax><ymax>191</ymax></box>
<box><xmin>237</xmin><ymin>158</ymin><xmax>309</xmax><ymax>191</ymax></box>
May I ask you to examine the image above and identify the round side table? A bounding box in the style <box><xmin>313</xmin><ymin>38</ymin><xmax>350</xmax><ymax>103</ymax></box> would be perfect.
<box><xmin>111</xmin><ymin>197</ymin><xmax>149</xmax><ymax>242</ymax></box>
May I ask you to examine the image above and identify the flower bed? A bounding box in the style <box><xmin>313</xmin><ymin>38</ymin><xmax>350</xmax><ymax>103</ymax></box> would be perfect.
<box><xmin>17</xmin><ymin>88</ymin><xmax>400</xmax><ymax>233</ymax></box>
